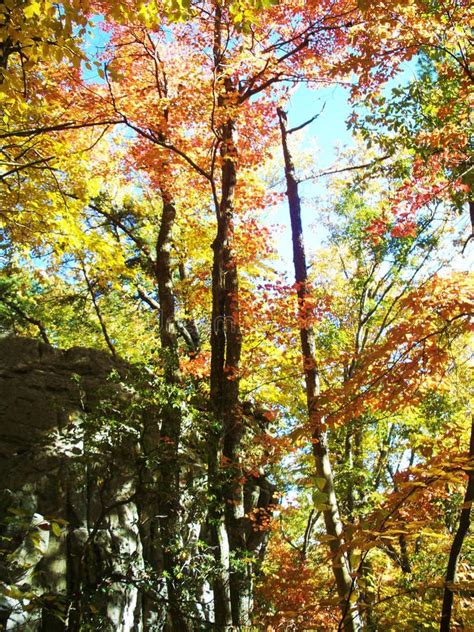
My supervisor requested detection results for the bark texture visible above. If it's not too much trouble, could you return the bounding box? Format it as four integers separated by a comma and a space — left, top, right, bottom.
207, 7, 250, 626
155, 187, 190, 631
440, 415, 474, 632
278, 107, 362, 632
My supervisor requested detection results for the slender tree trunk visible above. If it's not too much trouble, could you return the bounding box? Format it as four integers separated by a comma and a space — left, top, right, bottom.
154, 184, 190, 631
81, 265, 117, 358
88, 185, 187, 627
208, 127, 234, 625
358, 558, 377, 632
208, 6, 248, 626
208, 13, 234, 624
209, 109, 248, 630
277, 107, 362, 632
440, 415, 474, 632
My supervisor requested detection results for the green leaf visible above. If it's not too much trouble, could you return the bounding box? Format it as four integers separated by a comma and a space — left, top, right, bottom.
314, 477, 327, 492
51, 522, 62, 537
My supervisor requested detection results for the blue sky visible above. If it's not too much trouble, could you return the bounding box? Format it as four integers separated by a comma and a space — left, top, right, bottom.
79, 22, 470, 273
268, 61, 440, 273
270, 70, 472, 274
81, 16, 357, 272
289, 83, 353, 167
269, 83, 354, 271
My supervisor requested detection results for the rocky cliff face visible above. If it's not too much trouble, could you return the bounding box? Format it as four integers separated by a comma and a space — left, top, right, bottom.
0, 337, 276, 631
0, 337, 150, 632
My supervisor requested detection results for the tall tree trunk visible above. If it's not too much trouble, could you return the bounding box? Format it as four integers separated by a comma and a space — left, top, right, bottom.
88, 183, 188, 627
208, 6, 248, 626
154, 184, 190, 631
208, 129, 233, 626
277, 107, 362, 632
209, 101, 248, 631
440, 415, 474, 632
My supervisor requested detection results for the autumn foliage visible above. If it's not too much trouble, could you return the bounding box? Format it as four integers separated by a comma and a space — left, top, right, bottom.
0, 0, 472, 630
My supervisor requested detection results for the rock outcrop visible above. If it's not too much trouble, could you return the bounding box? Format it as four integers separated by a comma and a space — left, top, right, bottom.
0, 337, 147, 631
0, 337, 276, 631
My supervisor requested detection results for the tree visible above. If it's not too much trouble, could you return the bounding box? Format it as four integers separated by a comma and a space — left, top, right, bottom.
0, 0, 472, 629
440, 416, 474, 632
345, 0, 473, 239
278, 105, 362, 631
64, 2, 356, 625
255, 154, 473, 629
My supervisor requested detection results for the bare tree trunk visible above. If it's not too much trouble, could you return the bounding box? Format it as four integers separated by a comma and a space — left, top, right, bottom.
208, 118, 236, 625
277, 106, 361, 632
440, 415, 474, 632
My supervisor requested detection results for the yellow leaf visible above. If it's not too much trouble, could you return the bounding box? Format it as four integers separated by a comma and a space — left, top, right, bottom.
24, 1, 41, 19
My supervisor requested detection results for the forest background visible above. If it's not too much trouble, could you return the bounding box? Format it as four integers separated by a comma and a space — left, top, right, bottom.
0, 0, 473, 630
